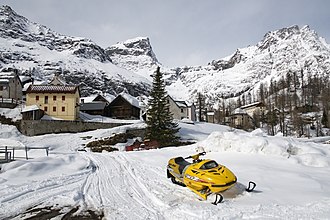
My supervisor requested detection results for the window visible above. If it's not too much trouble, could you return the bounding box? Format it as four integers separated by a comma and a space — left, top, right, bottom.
44, 106, 48, 112
36, 96, 39, 101
200, 161, 218, 170
62, 96, 65, 101
181, 108, 184, 113
53, 96, 57, 101
45, 96, 48, 104
53, 106, 56, 112
0, 86, 3, 91
62, 106, 65, 112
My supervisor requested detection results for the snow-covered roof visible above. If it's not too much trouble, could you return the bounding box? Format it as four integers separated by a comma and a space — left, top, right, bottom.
119, 92, 140, 108
0, 71, 17, 84
232, 108, 247, 115
207, 112, 215, 116
102, 94, 115, 103
241, 101, 264, 109
21, 105, 40, 112
175, 101, 188, 108
0, 72, 15, 78
81, 95, 98, 103
0, 79, 9, 83
81, 94, 115, 104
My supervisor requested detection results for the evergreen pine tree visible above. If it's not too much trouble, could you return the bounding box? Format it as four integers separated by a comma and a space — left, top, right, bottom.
146, 66, 180, 147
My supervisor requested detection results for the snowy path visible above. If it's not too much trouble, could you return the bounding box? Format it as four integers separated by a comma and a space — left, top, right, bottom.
81, 152, 167, 219
0, 156, 93, 219
1, 149, 330, 219
1, 122, 330, 219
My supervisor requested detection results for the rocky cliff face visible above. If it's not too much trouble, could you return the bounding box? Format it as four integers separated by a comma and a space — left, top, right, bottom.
163, 25, 330, 105
1, 5, 329, 105
106, 37, 160, 77
0, 5, 150, 97
0, 5, 111, 62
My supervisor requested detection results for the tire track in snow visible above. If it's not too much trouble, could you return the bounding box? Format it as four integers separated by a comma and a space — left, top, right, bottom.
82, 152, 167, 219
0, 169, 91, 219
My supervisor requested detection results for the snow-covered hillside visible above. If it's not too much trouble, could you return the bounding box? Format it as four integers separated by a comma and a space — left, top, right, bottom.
1, 5, 330, 103
1, 119, 330, 219
165, 25, 330, 104
0, 5, 151, 96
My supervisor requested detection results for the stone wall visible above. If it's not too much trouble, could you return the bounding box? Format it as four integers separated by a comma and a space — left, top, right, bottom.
19, 120, 132, 136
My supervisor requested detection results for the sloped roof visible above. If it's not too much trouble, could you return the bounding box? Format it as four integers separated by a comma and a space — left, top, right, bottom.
0, 70, 22, 86
80, 102, 106, 111
167, 95, 193, 108
119, 92, 140, 108
26, 85, 79, 94
81, 95, 98, 103
175, 100, 188, 108
241, 101, 265, 109
49, 74, 67, 85
232, 108, 247, 115
94, 94, 115, 103
21, 105, 40, 112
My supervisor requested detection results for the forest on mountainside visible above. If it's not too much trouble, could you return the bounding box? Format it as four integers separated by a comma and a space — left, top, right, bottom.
196, 71, 330, 137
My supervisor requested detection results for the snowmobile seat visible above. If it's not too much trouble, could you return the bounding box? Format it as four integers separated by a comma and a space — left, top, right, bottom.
174, 157, 191, 174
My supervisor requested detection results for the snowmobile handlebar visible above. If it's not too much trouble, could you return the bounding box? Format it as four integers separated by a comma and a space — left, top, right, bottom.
184, 152, 206, 160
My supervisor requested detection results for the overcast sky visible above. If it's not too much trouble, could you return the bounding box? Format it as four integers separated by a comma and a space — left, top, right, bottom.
2, 0, 330, 67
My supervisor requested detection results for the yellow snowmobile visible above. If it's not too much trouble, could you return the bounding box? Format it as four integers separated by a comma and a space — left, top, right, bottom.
167, 152, 256, 204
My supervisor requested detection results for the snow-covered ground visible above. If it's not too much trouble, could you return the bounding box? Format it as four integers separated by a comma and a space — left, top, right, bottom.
1, 120, 330, 219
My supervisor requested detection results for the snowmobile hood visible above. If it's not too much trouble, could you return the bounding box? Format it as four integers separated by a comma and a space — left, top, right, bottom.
187, 160, 237, 185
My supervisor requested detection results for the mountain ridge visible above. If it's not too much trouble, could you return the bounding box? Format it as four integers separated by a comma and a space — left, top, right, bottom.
1, 5, 329, 107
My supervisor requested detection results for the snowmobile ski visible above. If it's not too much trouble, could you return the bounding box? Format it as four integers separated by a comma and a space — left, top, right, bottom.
211, 194, 224, 205
245, 181, 256, 192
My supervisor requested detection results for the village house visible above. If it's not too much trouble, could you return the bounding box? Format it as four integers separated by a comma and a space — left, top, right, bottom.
240, 101, 266, 118
108, 93, 140, 119
80, 94, 115, 117
206, 111, 215, 123
167, 95, 196, 121
0, 68, 23, 108
230, 108, 254, 129
230, 102, 265, 130
24, 74, 80, 120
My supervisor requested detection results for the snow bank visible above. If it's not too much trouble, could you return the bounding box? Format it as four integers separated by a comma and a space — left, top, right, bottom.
0, 124, 22, 139
0, 154, 91, 182
0, 107, 22, 121
199, 129, 330, 167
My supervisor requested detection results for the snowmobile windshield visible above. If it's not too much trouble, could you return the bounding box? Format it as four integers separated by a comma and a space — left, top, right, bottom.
199, 160, 218, 170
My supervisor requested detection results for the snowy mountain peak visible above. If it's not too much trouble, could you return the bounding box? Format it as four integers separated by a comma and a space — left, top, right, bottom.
106, 37, 160, 75
164, 25, 330, 104
0, 6, 151, 97
0, 5, 111, 62
1, 6, 330, 106
257, 25, 325, 52
109, 37, 157, 59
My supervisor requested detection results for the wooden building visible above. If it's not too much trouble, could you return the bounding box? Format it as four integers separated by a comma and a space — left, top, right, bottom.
108, 93, 140, 119
80, 94, 115, 117
21, 105, 44, 120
